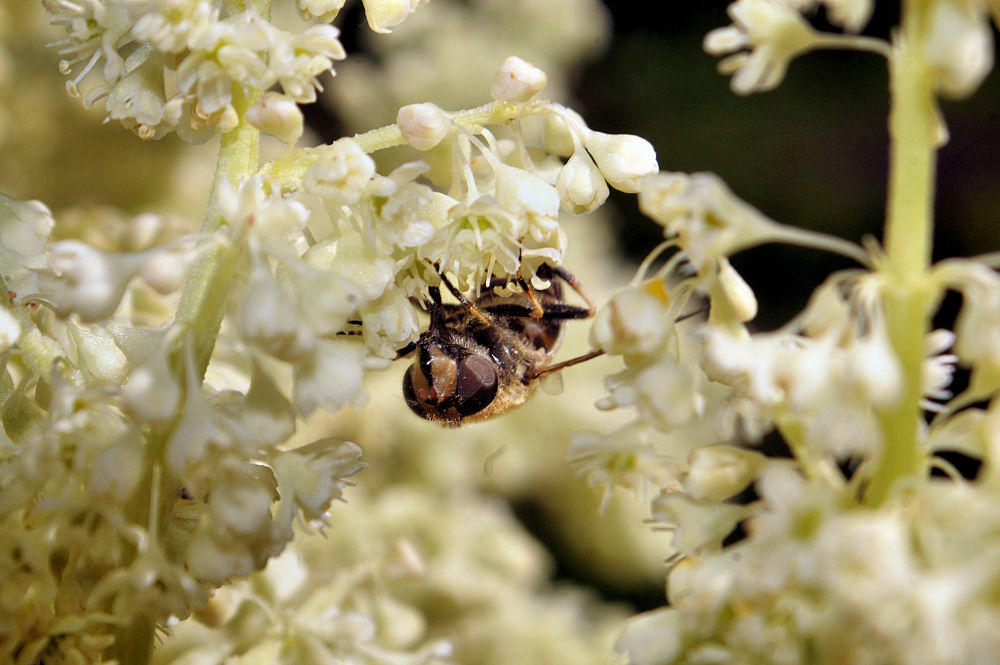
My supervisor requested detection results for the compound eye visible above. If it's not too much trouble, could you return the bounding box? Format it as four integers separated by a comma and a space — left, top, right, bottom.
455, 354, 498, 416
402, 364, 430, 417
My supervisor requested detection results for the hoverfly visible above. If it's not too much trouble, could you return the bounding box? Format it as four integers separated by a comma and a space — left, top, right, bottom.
401, 264, 601, 426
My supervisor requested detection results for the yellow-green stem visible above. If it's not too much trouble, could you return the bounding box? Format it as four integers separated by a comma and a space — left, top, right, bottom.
867, 0, 937, 505
112, 82, 261, 663
177, 84, 259, 376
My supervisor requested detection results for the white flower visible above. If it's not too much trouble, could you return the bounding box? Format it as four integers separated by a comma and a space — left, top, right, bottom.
0, 195, 52, 301
490, 161, 560, 239
591, 281, 681, 358
704, 0, 819, 94
44, 240, 143, 321
421, 197, 523, 289
639, 171, 784, 271
292, 340, 366, 417
46, 0, 131, 97
490, 56, 548, 102
362, 166, 437, 253
104, 55, 170, 140
269, 23, 346, 104
238, 259, 316, 361
174, 11, 270, 115
844, 320, 902, 409
131, 0, 218, 53
397, 102, 452, 151
86, 432, 144, 504
683, 445, 767, 502
305, 139, 377, 207
360, 286, 421, 358
651, 492, 747, 554
216, 176, 309, 241
274, 438, 364, 521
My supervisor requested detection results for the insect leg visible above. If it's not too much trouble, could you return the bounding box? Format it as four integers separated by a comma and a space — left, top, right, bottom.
533, 348, 606, 378
516, 272, 545, 319
549, 266, 596, 316
437, 272, 492, 324
483, 303, 592, 320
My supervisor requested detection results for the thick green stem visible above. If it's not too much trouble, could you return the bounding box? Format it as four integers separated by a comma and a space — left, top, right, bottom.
866, 0, 937, 505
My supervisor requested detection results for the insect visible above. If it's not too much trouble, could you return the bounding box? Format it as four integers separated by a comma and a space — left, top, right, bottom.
401, 264, 601, 426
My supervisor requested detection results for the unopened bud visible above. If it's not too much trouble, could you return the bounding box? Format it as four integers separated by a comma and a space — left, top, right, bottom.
583, 131, 658, 193
556, 150, 609, 214
717, 257, 757, 322
397, 102, 452, 151
490, 56, 547, 102
247, 92, 304, 144
70, 324, 129, 384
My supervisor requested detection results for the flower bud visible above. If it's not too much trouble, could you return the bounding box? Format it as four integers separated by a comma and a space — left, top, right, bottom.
69, 324, 129, 385
297, 0, 347, 20
490, 56, 547, 102
247, 91, 304, 144
683, 445, 764, 502
397, 102, 452, 151
122, 341, 180, 423
925, 0, 993, 99
139, 238, 201, 294
583, 131, 658, 193
556, 150, 610, 214
716, 257, 757, 322
362, 0, 427, 33
542, 113, 576, 157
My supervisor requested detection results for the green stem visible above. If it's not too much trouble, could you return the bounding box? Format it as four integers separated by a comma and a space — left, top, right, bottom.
866, 0, 937, 505
108, 613, 155, 665
111, 84, 261, 664
177, 83, 259, 377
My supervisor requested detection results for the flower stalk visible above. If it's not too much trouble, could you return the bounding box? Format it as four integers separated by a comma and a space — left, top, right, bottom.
867, 0, 938, 505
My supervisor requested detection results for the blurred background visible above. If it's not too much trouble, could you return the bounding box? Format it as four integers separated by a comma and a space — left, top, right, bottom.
3, 0, 999, 635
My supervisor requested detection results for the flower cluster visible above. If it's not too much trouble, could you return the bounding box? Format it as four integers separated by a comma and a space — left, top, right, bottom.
45, 0, 354, 141
257, 56, 656, 361
559, 3, 1000, 664
5, 0, 660, 652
